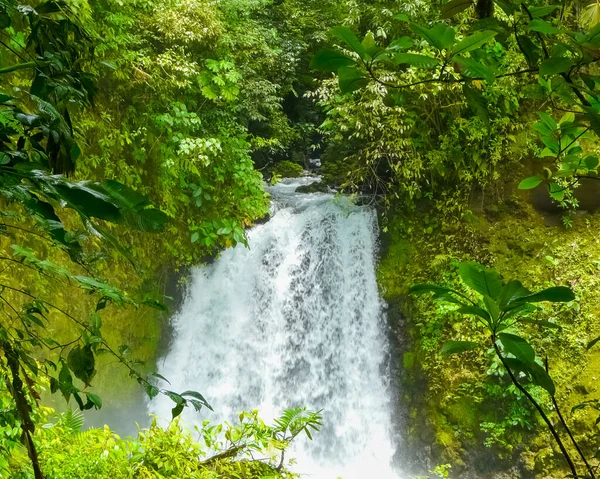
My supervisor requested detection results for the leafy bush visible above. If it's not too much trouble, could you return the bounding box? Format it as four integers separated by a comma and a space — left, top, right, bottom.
2, 407, 321, 479
273, 161, 304, 178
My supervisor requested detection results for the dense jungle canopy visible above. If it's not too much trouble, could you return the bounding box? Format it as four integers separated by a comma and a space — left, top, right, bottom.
4, 0, 600, 478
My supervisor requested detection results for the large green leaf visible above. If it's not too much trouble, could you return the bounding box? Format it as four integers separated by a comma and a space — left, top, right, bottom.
458, 261, 504, 300
394, 53, 438, 68
498, 333, 535, 364
463, 84, 490, 127
338, 66, 369, 93
410, 23, 456, 50
451, 30, 498, 56
409, 284, 467, 305
441, 340, 479, 356
515, 286, 575, 304
311, 48, 356, 71
456, 56, 496, 84
529, 19, 559, 35
539, 57, 574, 76
503, 357, 555, 395
67, 345, 95, 387
497, 280, 531, 309
441, 0, 474, 18
456, 305, 492, 324
331, 27, 366, 57
529, 5, 560, 18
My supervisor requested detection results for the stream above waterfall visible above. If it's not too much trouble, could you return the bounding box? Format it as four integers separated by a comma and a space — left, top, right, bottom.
149, 177, 402, 479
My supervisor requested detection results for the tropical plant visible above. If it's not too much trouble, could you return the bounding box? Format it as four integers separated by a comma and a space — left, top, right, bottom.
312, 0, 600, 210
410, 261, 598, 478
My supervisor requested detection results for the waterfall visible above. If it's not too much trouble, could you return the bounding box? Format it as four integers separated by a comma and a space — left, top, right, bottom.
150, 177, 401, 479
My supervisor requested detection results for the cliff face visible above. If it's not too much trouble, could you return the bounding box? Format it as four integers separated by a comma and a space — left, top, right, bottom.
377, 190, 600, 478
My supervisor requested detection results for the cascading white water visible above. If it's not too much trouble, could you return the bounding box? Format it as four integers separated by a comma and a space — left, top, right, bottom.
150, 177, 401, 479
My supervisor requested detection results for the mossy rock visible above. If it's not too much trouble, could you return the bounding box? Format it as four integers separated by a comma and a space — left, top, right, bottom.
273, 160, 303, 178
296, 181, 329, 193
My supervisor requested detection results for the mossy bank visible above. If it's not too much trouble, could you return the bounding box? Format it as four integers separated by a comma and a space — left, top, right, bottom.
378, 189, 600, 478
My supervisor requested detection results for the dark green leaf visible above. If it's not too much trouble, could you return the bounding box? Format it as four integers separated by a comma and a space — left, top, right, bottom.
516, 286, 575, 304
517, 36, 541, 66
463, 84, 490, 127
529, 19, 559, 35
499, 333, 535, 364
451, 30, 497, 56
441, 340, 479, 355
498, 280, 531, 309
411, 23, 456, 50
338, 66, 369, 93
456, 305, 491, 324
503, 357, 555, 395
393, 53, 438, 68
458, 262, 504, 300
311, 48, 356, 72
172, 402, 185, 419
539, 57, 574, 76
85, 392, 102, 410
441, 0, 474, 18
587, 335, 600, 350
331, 27, 366, 57
388, 36, 413, 50
529, 5, 560, 18
456, 57, 496, 84
518, 318, 561, 329
494, 0, 515, 15
67, 345, 95, 386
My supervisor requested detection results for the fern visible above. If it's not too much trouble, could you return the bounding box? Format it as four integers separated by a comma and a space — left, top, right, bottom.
60, 408, 85, 434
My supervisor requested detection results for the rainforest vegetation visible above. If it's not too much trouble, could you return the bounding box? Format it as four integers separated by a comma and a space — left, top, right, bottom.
3, 0, 600, 477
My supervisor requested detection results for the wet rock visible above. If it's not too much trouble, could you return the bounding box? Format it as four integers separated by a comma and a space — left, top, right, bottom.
295, 182, 329, 194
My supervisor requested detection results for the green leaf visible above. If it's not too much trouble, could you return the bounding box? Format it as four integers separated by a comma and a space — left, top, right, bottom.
67, 345, 95, 386
331, 27, 366, 57
338, 66, 369, 94
503, 357, 555, 395
172, 402, 185, 419
498, 280, 531, 309
451, 30, 498, 56
458, 262, 504, 300
529, 5, 560, 18
393, 53, 438, 68
456, 57, 496, 84
388, 36, 413, 50
456, 305, 492, 325
587, 336, 600, 350
529, 19, 559, 35
518, 176, 544, 190
494, 0, 515, 15
515, 286, 575, 304
463, 84, 490, 127
499, 333, 535, 364
441, 340, 479, 356
410, 23, 456, 50
519, 318, 561, 329
483, 295, 500, 323
85, 392, 102, 410
539, 57, 574, 76
517, 35, 541, 66
409, 284, 467, 304
441, 0, 474, 18
585, 155, 599, 170
311, 48, 356, 72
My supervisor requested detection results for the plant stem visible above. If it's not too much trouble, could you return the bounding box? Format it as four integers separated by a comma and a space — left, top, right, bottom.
1, 341, 44, 479
492, 338, 579, 478
545, 359, 595, 479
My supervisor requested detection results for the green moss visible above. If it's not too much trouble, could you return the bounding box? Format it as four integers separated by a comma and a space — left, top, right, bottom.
378, 194, 600, 475
272, 160, 303, 178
